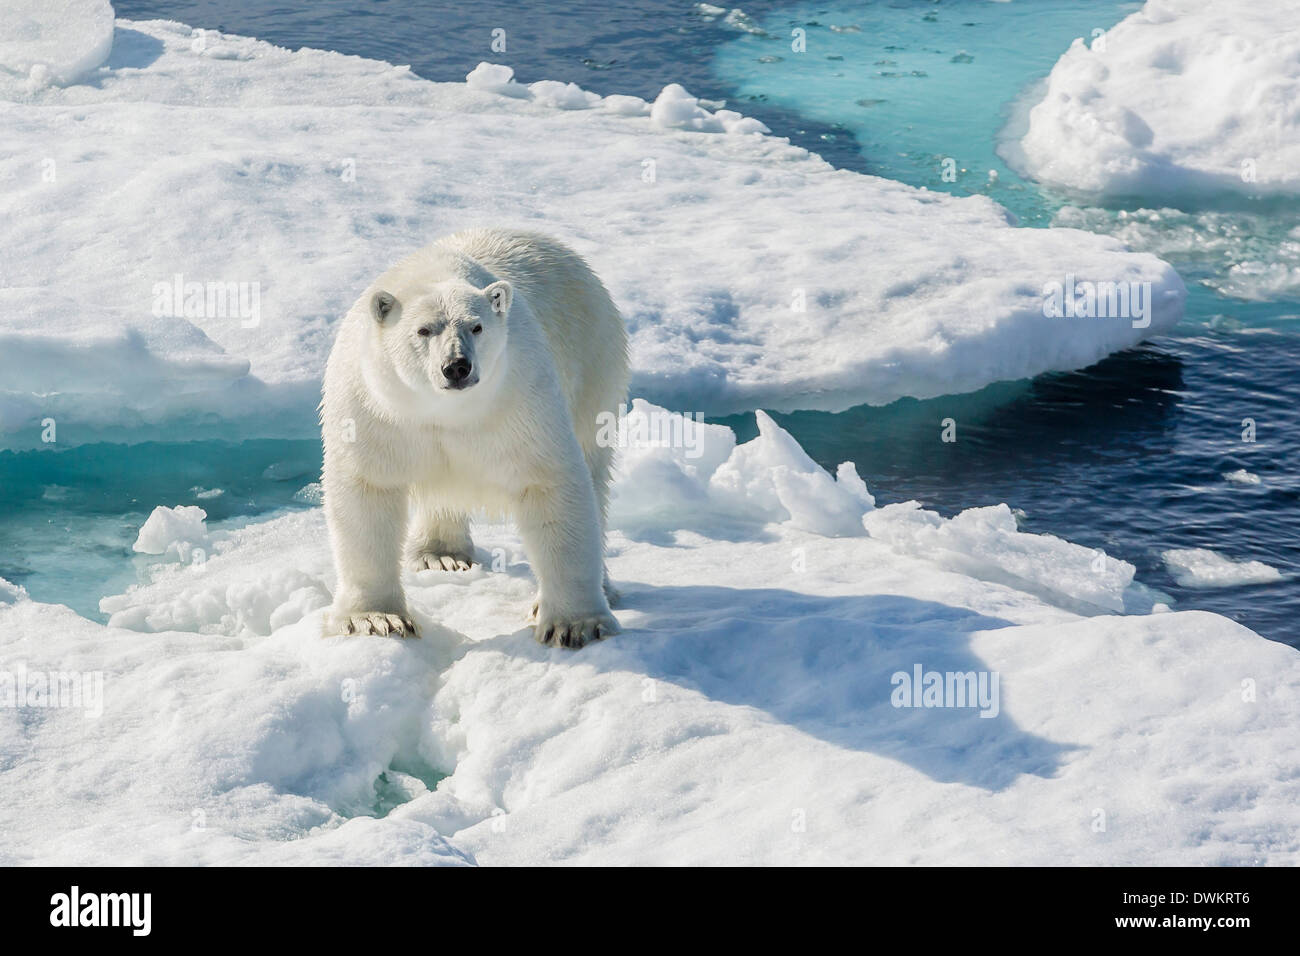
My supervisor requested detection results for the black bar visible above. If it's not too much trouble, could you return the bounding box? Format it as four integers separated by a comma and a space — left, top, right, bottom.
1, 866, 1289, 941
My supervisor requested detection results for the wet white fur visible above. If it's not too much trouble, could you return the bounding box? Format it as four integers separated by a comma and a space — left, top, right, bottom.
320, 229, 629, 646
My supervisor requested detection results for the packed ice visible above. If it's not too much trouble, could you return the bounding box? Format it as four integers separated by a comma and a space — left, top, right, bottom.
1162, 548, 1283, 590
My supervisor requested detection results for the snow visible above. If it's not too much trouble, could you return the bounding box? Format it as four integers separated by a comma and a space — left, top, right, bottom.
1014, 0, 1300, 198
527, 79, 601, 111
649, 82, 770, 134
132, 504, 210, 558
0, 0, 114, 91
0, 16, 1185, 444
864, 502, 1146, 615
0, 594, 471, 865
2, 403, 1298, 865
0, 580, 26, 606
608, 403, 873, 537
1162, 548, 1283, 590
105, 510, 332, 635
1224, 469, 1261, 486
466, 64, 604, 111
464, 62, 530, 99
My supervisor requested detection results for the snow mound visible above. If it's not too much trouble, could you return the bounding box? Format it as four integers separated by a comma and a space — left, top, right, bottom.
0, 597, 472, 866
649, 82, 769, 134
611, 401, 872, 537
0, 0, 114, 91
132, 504, 210, 560
106, 509, 333, 635
1, 19, 1183, 444
465, 63, 766, 131
1162, 548, 1283, 589
865, 502, 1140, 614
1015, 0, 1300, 198
0, 578, 28, 605
709, 410, 873, 535
464, 62, 532, 99
527, 79, 601, 111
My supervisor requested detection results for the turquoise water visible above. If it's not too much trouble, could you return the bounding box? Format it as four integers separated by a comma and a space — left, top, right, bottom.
713, 0, 1142, 225
0, 440, 322, 619
712, 0, 1300, 318
6, 0, 1297, 645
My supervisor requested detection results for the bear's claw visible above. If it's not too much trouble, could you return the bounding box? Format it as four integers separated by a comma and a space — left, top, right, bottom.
342, 613, 418, 638
410, 551, 475, 572
534, 611, 619, 650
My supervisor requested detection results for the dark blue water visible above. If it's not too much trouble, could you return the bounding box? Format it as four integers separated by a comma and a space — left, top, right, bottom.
14, 0, 1297, 646
113, 0, 863, 165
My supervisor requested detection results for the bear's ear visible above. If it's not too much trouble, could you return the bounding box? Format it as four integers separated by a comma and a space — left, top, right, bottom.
484, 280, 513, 317
370, 290, 398, 324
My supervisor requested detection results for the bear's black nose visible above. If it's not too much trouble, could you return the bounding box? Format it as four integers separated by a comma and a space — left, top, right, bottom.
443, 358, 473, 385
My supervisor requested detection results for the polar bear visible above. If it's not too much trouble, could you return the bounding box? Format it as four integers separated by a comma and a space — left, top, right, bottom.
320, 229, 628, 648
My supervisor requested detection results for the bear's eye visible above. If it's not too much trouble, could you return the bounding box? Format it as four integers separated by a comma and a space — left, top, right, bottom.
417, 327, 432, 337
471, 324, 483, 335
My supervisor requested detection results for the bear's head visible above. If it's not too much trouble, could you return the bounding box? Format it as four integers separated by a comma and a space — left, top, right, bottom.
367, 278, 512, 402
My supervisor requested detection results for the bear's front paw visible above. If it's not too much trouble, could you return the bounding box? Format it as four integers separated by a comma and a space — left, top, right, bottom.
335, 611, 418, 638
409, 550, 475, 573
534, 607, 620, 649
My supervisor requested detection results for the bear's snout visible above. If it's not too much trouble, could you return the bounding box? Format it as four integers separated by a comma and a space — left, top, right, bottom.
442, 357, 474, 387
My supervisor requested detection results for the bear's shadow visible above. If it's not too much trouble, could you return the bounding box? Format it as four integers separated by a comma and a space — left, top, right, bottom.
494, 583, 1078, 792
